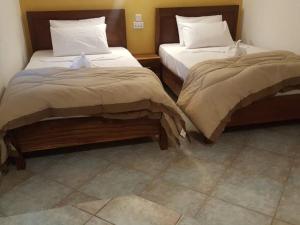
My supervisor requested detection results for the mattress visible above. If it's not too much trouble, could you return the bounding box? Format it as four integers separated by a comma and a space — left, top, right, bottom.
159, 43, 300, 96
159, 43, 267, 81
26, 47, 141, 70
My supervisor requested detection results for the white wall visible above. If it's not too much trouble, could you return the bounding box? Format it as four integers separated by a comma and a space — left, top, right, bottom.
0, 0, 27, 87
242, 0, 300, 54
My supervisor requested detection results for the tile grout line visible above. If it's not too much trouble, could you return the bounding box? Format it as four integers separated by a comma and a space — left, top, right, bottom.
140, 141, 250, 221
137, 151, 183, 195
244, 138, 298, 159
81, 213, 95, 225
93, 198, 117, 224
194, 142, 293, 220
52, 161, 123, 208
138, 142, 260, 220
232, 145, 295, 184
193, 142, 247, 218
210, 195, 275, 219
94, 198, 113, 215
75, 198, 114, 224
3, 132, 298, 221
174, 214, 184, 225
270, 153, 297, 225
103, 147, 181, 178
7, 164, 108, 210
195, 139, 295, 221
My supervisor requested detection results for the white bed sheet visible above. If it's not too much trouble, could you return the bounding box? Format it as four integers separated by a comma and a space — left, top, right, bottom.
159, 43, 300, 96
159, 43, 267, 81
26, 47, 141, 70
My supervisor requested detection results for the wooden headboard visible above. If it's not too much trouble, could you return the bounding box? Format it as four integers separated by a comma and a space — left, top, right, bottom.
27, 9, 127, 52
155, 5, 239, 52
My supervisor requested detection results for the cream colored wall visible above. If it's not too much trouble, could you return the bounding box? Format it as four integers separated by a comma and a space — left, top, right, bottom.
0, 76, 4, 99
0, 0, 27, 85
242, 0, 300, 54
20, 0, 241, 55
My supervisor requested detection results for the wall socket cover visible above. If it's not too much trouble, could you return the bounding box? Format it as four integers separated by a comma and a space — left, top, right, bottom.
133, 21, 144, 29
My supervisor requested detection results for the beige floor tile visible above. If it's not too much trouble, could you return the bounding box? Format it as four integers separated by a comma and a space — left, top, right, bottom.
245, 129, 298, 157
16, 175, 72, 204
295, 157, 300, 167
86, 217, 113, 225
0, 190, 49, 216
196, 198, 272, 225
213, 170, 283, 216
288, 162, 300, 188
0, 206, 91, 225
76, 199, 110, 215
56, 191, 98, 208
104, 142, 178, 176
0, 167, 32, 196
217, 129, 250, 146
276, 185, 300, 225
232, 147, 292, 182
26, 154, 66, 174
81, 144, 134, 160
177, 216, 200, 225
97, 195, 180, 225
140, 179, 207, 217
80, 164, 152, 199
0, 175, 72, 216
162, 157, 226, 194
181, 140, 242, 166
42, 154, 109, 188
269, 124, 300, 138
272, 220, 293, 225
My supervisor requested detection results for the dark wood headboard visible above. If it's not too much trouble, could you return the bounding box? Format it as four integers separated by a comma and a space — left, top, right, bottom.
27, 9, 127, 52
155, 5, 239, 52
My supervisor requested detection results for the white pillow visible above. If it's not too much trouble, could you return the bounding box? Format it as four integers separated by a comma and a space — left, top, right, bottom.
50, 24, 110, 57
182, 21, 234, 49
176, 15, 222, 46
50, 17, 105, 28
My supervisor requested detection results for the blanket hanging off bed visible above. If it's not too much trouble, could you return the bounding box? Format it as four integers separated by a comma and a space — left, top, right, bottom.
177, 51, 300, 142
0, 67, 185, 167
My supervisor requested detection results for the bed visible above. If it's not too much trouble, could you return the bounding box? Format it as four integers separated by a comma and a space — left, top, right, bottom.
1, 9, 184, 170
156, 5, 300, 135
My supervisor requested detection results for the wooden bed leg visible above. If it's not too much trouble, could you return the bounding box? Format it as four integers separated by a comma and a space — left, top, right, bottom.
15, 156, 26, 170
4, 134, 26, 170
159, 126, 168, 150
13, 144, 26, 170
203, 138, 213, 145
0, 161, 9, 175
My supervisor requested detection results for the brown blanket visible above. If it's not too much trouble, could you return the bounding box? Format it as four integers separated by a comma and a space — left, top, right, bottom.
177, 51, 300, 141
0, 67, 185, 165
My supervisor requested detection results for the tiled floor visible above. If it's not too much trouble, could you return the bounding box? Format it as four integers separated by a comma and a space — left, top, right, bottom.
0, 123, 299, 225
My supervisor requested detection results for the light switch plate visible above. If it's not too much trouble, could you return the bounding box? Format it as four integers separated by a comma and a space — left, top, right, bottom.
135, 14, 143, 22
133, 21, 144, 29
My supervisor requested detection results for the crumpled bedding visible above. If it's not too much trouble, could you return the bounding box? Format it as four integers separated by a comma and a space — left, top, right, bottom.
177, 51, 300, 141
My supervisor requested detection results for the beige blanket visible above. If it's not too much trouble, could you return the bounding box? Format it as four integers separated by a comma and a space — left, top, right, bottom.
0, 67, 185, 166
177, 51, 300, 141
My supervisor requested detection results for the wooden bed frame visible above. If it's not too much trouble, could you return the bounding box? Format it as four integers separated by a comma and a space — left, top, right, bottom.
156, 5, 300, 129
5, 9, 168, 170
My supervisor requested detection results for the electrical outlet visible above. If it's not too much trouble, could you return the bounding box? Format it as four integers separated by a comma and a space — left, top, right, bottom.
133, 21, 144, 29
